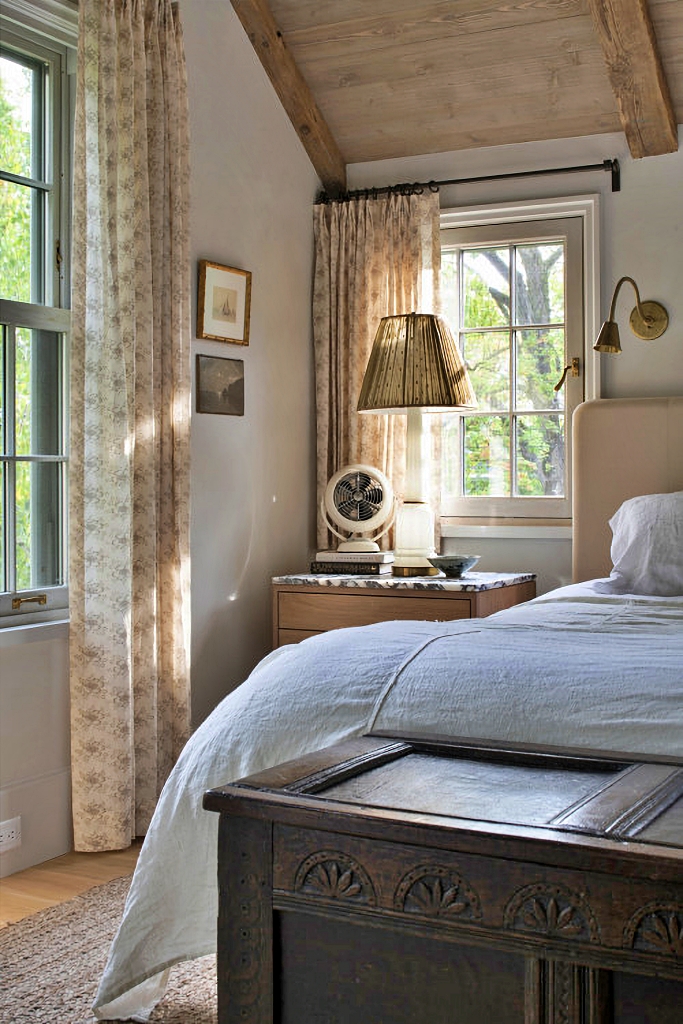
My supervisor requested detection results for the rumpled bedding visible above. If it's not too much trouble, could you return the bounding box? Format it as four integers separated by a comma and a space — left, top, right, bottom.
93, 582, 683, 1020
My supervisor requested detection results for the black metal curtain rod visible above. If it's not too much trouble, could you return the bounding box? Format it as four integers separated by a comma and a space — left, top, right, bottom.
316, 158, 620, 204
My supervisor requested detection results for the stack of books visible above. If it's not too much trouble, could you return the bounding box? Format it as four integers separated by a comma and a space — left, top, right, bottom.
310, 550, 394, 575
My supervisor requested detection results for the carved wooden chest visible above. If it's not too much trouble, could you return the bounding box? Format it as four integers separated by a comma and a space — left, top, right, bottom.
203, 733, 683, 1024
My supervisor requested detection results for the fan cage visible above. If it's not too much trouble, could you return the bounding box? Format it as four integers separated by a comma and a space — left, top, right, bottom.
333, 471, 385, 523
323, 464, 394, 544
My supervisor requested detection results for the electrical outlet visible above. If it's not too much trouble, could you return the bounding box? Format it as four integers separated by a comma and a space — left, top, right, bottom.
0, 816, 22, 853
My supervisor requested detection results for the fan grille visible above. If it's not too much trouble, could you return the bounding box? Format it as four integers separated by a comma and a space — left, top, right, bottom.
333, 470, 384, 524
323, 463, 394, 544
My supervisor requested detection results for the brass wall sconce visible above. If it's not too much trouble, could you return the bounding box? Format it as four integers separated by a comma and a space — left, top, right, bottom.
594, 276, 669, 354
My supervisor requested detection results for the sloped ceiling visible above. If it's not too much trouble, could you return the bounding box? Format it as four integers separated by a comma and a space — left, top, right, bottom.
230, 0, 681, 194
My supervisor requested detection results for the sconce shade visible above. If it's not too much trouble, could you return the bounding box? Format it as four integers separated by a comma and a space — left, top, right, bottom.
357, 312, 477, 413
594, 320, 622, 354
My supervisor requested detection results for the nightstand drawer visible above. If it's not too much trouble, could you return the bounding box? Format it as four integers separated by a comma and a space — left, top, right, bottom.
272, 574, 536, 649
277, 590, 471, 633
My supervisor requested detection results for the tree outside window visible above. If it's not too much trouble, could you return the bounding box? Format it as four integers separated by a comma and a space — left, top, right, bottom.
440, 215, 585, 520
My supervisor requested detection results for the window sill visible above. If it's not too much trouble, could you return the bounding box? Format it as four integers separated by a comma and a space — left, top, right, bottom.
0, 618, 69, 647
441, 520, 573, 541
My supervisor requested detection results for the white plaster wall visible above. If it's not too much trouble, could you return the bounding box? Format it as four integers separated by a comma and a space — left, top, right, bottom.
348, 130, 683, 591
0, 623, 72, 877
439, 525, 572, 596
183, 2, 320, 726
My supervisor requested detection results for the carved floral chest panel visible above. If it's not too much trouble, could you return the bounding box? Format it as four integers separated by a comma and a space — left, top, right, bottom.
204, 734, 683, 1024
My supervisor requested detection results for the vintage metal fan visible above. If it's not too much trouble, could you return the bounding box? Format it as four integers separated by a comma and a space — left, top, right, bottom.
322, 464, 394, 552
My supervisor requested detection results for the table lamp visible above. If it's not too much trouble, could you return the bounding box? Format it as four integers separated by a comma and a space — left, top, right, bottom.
357, 312, 477, 576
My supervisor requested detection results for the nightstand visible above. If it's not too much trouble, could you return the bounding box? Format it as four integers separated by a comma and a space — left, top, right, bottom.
271, 571, 536, 648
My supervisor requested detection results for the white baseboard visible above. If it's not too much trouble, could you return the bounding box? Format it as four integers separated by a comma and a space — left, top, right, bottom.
0, 768, 72, 877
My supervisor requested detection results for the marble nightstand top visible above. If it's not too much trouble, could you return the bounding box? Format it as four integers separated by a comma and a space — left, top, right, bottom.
272, 571, 536, 592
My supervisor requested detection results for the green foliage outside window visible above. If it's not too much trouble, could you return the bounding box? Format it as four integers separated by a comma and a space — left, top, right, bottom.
442, 242, 567, 499
0, 57, 32, 302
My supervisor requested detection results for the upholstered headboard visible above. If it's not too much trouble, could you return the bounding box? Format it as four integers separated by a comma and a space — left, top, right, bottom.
572, 397, 683, 583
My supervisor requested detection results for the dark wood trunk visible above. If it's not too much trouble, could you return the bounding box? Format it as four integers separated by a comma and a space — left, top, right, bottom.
205, 735, 683, 1024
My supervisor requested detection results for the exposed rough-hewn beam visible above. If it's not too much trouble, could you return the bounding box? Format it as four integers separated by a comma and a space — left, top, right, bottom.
230, 0, 347, 194
586, 0, 677, 157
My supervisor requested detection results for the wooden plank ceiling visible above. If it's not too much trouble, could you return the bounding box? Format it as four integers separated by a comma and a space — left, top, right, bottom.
231, 0, 681, 194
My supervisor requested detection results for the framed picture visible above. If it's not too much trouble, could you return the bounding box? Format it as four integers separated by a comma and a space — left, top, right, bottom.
196, 355, 244, 416
197, 260, 251, 344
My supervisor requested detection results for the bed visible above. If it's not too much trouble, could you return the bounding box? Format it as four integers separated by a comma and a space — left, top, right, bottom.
93, 396, 683, 1022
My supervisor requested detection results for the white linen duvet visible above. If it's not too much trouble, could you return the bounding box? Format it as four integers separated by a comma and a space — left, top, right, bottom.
93, 583, 683, 1020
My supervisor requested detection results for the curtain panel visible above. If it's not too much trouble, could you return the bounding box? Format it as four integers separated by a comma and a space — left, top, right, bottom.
69, 0, 191, 851
312, 191, 441, 550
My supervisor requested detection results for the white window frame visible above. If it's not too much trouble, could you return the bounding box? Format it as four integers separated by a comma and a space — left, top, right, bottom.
439, 195, 600, 524
0, 0, 75, 626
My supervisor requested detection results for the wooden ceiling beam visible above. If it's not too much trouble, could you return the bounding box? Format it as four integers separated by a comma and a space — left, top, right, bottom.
586, 0, 677, 158
230, 0, 347, 194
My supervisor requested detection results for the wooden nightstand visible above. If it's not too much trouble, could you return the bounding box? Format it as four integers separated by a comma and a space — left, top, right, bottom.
271, 571, 536, 648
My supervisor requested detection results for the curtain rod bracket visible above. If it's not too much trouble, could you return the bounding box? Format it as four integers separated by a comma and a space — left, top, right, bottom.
604, 158, 621, 192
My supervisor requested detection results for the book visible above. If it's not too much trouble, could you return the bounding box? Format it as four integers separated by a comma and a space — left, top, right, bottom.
310, 560, 393, 575
315, 549, 394, 564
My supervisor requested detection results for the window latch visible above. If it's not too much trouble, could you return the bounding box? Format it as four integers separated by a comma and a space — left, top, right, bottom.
553, 357, 580, 392
11, 594, 47, 610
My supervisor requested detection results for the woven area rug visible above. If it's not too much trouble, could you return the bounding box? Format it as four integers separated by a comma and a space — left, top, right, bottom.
0, 874, 216, 1023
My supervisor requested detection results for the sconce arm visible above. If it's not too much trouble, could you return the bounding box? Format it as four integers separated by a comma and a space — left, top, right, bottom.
610, 276, 648, 324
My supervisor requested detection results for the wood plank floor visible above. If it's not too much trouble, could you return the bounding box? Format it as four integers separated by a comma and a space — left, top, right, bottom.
0, 843, 141, 928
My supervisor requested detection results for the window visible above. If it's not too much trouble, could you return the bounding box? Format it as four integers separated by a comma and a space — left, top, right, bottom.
440, 199, 599, 521
1, 8, 74, 624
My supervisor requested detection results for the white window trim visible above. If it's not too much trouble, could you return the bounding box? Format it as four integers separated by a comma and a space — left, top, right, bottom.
441, 522, 573, 541
0, 0, 78, 50
0, 0, 75, 629
439, 194, 601, 527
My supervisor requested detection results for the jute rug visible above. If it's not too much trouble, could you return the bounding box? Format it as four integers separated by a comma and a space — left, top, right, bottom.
0, 874, 216, 1023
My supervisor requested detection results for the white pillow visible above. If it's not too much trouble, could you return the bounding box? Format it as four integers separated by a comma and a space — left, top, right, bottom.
607, 490, 683, 596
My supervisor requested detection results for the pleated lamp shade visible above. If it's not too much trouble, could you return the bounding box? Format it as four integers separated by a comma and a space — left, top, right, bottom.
357, 312, 477, 413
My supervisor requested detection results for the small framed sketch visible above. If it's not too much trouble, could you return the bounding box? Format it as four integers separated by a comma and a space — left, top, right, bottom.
196, 355, 244, 415
197, 260, 251, 344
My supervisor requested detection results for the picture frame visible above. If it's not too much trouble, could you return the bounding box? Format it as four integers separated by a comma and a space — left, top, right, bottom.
197, 260, 251, 344
196, 354, 245, 416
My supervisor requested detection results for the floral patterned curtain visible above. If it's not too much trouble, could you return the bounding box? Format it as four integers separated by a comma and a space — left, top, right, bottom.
312, 191, 441, 550
69, 0, 191, 851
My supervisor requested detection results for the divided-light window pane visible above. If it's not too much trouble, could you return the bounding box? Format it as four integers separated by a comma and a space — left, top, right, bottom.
516, 328, 565, 410
15, 327, 63, 455
514, 243, 564, 325
460, 238, 568, 499
0, 179, 33, 302
463, 248, 510, 328
1, 52, 45, 304
516, 414, 564, 497
440, 215, 584, 518
0, 314, 68, 606
0, 53, 35, 177
463, 416, 510, 496
462, 331, 509, 411
15, 458, 63, 589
